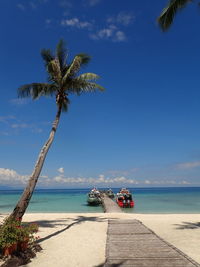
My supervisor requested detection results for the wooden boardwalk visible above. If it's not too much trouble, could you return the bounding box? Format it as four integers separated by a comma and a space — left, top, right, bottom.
104, 219, 200, 267
101, 194, 122, 213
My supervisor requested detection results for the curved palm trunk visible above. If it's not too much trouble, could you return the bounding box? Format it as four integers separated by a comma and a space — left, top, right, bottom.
10, 105, 62, 220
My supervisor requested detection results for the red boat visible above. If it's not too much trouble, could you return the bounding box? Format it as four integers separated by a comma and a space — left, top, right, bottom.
116, 188, 134, 208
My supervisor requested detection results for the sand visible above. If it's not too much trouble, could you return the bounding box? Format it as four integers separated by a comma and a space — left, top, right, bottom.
1, 213, 200, 266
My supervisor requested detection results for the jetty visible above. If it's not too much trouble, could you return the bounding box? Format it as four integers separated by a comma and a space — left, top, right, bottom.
100, 192, 200, 266
104, 219, 200, 267
101, 193, 122, 213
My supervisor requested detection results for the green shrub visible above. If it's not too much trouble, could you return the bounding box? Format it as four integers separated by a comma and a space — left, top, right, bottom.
0, 217, 39, 250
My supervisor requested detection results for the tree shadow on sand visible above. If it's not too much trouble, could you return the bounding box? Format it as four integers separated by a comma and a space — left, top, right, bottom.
29, 219, 69, 228
174, 221, 200, 229
30, 216, 112, 244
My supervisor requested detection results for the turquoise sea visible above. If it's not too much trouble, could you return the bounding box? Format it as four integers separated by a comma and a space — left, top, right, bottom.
0, 187, 200, 214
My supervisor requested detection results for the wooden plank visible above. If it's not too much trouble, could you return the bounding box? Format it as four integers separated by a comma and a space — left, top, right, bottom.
108, 224, 152, 234
104, 219, 200, 267
108, 236, 172, 248
108, 234, 161, 242
110, 219, 139, 224
109, 247, 179, 258
101, 194, 122, 213
106, 258, 196, 267
108, 241, 174, 250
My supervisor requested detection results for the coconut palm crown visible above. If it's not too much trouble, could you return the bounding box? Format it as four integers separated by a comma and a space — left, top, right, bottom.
157, 0, 192, 31
19, 39, 104, 110
10, 40, 104, 221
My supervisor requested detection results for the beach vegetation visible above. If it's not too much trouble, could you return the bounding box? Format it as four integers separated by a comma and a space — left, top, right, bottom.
0, 217, 38, 256
9, 39, 104, 221
158, 0, 193, 31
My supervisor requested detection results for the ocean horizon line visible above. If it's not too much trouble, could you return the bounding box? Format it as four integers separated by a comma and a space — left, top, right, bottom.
1, 185, 200, 191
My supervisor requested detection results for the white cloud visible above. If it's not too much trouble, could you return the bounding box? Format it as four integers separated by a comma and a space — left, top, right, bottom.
0, 168, 28, 186
10, 122, 43, 133
93, 25, 115, 39
0, 115, 15, 123
40, 175, 49, 178
107, 12, 134, 26
0, 167, 195, 188
175, 161, 200, 170
14, 170, 134, 187
115, 31, 126, 41
17, 0, 48, 11
0, 116, 15, 136
90, 25, 126, 42
141, 179, 192, 185
11, 123, 30, 129
59, 12, 129, 42
0, 115, 43, 134
0, 168, 52, 187
61, 18, 92, 29
10, 98, 29, 105
33, 128, 43, 133
58, 167, 64, 174
90, 12, 133, 42
51, 174, 139, 185
181, 180, 191, 185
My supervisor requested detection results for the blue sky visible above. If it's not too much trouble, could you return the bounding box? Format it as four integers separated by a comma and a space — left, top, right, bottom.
1, 0, 200, 188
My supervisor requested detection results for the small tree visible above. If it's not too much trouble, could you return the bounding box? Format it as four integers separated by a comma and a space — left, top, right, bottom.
10, 40, 104, 220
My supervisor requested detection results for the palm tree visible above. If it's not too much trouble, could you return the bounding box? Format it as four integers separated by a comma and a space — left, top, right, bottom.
158, 0, 193, 31
10, 40, 104, 220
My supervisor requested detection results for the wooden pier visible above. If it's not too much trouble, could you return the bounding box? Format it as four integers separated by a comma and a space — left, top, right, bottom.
104, 219, 200, 267
101, 193, 122, 213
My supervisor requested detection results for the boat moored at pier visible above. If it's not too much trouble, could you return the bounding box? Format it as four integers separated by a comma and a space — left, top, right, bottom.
87, 188, 102, 206
106, 189, 115, 199
116, 188, 134, 208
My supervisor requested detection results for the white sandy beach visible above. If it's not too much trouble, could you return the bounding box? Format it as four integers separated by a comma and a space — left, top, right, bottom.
1, 213, 200, 267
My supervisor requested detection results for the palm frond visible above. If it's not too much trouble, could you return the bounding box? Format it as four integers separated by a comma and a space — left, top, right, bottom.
47, 59, 62, 84
56, 39, 67, 71
62, 56, 81, 84
86, 82, 105, 92
67, 78, 105, 95
18, 40, 104, 113
76, 53, 91, 66
41, 49, 54, 67
77, 73, 100, 81
158, 0, 192, 31
18, 83, 57, 99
